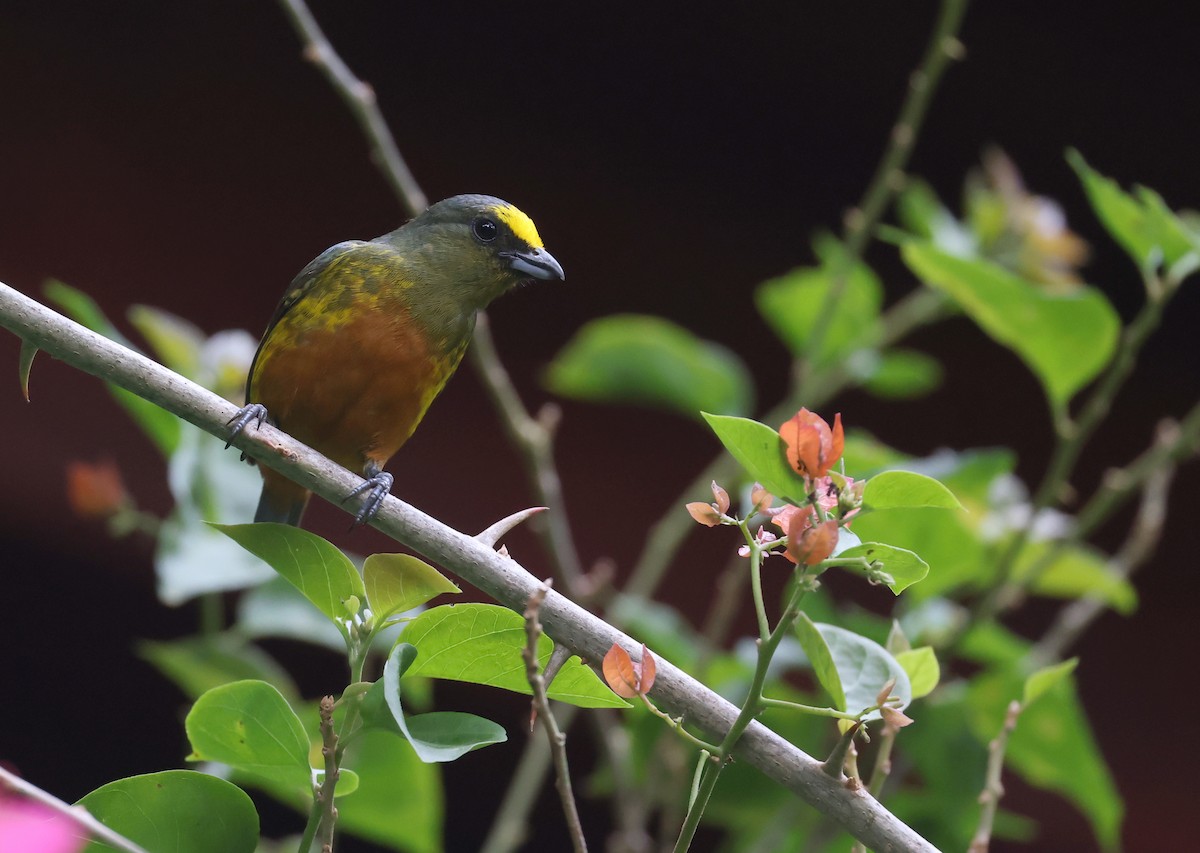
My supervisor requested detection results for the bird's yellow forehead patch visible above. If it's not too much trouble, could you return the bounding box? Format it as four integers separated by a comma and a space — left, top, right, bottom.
491, 204, 544, 249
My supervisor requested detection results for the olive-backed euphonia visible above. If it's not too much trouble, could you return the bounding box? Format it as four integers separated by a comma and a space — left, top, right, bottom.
228, 194, 564, 526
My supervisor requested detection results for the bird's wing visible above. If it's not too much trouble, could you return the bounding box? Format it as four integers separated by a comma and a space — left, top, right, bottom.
245, 240, 373, 401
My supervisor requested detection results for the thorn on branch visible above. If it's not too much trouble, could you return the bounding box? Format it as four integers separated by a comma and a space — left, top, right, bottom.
476, 506, 548, 547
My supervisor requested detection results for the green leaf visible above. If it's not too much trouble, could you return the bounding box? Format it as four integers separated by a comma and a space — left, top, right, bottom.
902, 242, 1120, 408
969, 669, 1122, 850
700, 413, 809, 502
138, 634, 299, 701
337, 730, 442, 853
212, 522, 366, 626
364, 553, 460, 622
834, 542, 929, 594
798, 620, 912, 718
1024, 657, 1078, 707
128, 304, 205, 379
1015, 542, 1137, 614
1068, 149, 1199, 271
401, 604, 629, 708
44, 279, 181, 453
793, 613, 845, 710
895, 647, 940, 699
862, 348, 943, 399
78, 770, 258, 853
361, 643, 507, 763
755, 243, 883, 364
185, 680, 312, 795
862, 470, 963, 511
544, 314, 753, 418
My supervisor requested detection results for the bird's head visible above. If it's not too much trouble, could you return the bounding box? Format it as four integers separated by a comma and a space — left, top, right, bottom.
393, 194, 564, 309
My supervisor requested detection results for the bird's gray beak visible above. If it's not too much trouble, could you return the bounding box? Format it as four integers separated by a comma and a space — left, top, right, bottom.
503, 247, 565, 281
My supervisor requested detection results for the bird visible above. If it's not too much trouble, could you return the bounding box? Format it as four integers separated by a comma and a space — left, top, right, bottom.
227, 194, 564, 527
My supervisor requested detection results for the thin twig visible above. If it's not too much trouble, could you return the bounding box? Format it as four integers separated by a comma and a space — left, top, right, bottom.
0, 765, 151, 853
275, 0, 426, 217
270, 8, 614, 838
471, 313, 587, 591
797, 0, 969, 391
975, 273, 1182, 623
0, 282, 938, 852
969, 700, 1021, 853
479, 703, 578, 853
1030, 439, 1178, 666
970, 399, 1200, 628
316, 695, 341, 852
523, 580, 588, 853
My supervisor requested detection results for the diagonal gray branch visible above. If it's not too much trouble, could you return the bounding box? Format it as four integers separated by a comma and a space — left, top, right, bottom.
0, 281, 938, 853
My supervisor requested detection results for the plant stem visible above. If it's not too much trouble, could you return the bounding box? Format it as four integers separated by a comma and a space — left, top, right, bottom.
795, 0, 969, 390
523, 582, 589, 853
274, 0, 426, 217
758, 697, 863, 721
1029, 440, 1178, 666
672, 578, 813, 851
976, 276, 1178, 622
315, 695, 341, 852
969, 700, 1022, 853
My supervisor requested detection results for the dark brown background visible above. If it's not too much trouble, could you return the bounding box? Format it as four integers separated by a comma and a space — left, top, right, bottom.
2, 2, 1197, 850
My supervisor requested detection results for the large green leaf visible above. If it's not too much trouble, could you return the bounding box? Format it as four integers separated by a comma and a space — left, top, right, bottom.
213, 522, 365, 626
363, 553, 460, 622
1068, 149, 1199, 272
1024, 658, 1078, 707
968, 669, 1122, 850
360, 643, 507, 763
78, 771, 258, 853
862, 470, 962, 511
755, 241, 883, 364
185, 680, 312, 796
544, 314, 753, 418
793, 613, 845, 710
895, 647, 940, 699
400, 604, 628, 708
1015, 542, 1137, 614
700, 413, 810, 502
862, 348, 944, 399
903, 243, 1120, 408
794, 616, 911, 719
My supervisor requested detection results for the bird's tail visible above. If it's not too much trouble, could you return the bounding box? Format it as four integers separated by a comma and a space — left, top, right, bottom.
255, 468, 311, 527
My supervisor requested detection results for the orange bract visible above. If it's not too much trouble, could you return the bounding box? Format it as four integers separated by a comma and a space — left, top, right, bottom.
602, 643, 657, 698
66, 459, 127, 519
787, 519, 840, 566
779, 409, 844, 479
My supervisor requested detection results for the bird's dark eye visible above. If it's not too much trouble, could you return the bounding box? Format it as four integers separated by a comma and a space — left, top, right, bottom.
472, 217, 499, 243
